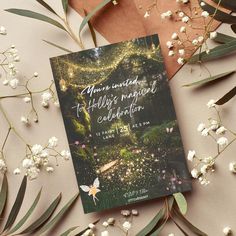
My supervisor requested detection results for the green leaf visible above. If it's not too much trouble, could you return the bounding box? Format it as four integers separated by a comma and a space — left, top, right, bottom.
149, 221, 166, 236
43, 39, 72, 53
7, 188, 42, 234
60, 226, 79, 236
211, 0, 236, 12
199, 1, 236, 24
20, 193, 62, 234
174, 207, 207, 236
35, 0, 57, 15
0, 175, 8, 218
189, 40, 236, 63
213, 32, 236, 44
3, 176, 27, 232
216, 86, 236, 105
231, 24, 236, 34
36, 192, 79, 235
83, 9, 98, 47
79, 0, 112, 35
5, 9, 66, 31
183, 70, 235, 87
173, 193, 187, 215
62, 0, 68, 14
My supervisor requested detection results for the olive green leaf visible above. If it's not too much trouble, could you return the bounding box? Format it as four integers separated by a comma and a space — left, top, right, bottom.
62, 0, 68, 14
79, 0, 112, 35
213, 32, 236, 44
5, 9, 66, 31
173, 192, 187, 215
172, 218, 189, 236
36, 192, 79, 235
199, 1, 236, 24
189, 40, 236, 63
83, 9, 98, 47
20, 193, 62, 234
7, 188, 42, 234
211, 0, 236, 12
35, 0, 58, 15
3, 176, 27, 232
43, 39, 73, 53
0, 174, 8, 218
216, 86, 236, 105
173, 207, 207, 236
60, 226, 79, 236
183, 70, 235, 87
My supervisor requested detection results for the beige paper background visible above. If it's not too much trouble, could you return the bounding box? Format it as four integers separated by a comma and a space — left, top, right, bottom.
0, 0, 236, 235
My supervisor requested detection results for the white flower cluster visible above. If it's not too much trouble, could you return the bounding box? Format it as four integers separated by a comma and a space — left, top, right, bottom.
0, 158, 7, 174
14, 137, 70, 180
188, 99, 236, 185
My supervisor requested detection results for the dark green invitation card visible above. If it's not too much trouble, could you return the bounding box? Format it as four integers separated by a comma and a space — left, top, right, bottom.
50, 34, 191, 213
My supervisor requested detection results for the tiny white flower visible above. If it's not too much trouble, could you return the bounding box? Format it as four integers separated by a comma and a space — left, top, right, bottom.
123, 221, 131, 231
201, 11, 209, 18
171, 32, 178, 40
46, 166, 54, 173
20, 116, 29, 125
0, 26, 7, 35
101, 231, 109, 236
60, 150, 71, 160
187, 150, 195, 162
216, 126, 227, 135
199, 178, 210, 186
217, 137, 228, 147
169, 234, 175, 236
168, 50, 175, 57
33, 72, 39, 77
207, 99, 216, 108
41, 150, 49, 158
197, 123, 205, 132
229, 162, 236, 173
0, 159, 7, 173
198, 36, 204, 43
200, 1, 206, 6
178, 12, 184, 18
191, 168, 200, 178
144, 11, 150, 18
54, 100, 60, 107
88, 223, 95, 229
27, 166, 40, 180
209, 119, 219, 131
22, 158, 34, 169
200, 164, 208, 174
182, 16, 189, 23
13, 56, 20, 62
121, 209, 131, 216
166, 10, 173, 17
9, 78, 19, 89
180, 26, 186, 33
132, 209, 139, 215
102, 221, 109, 227
177, 57, 185, 65
107, 217, 115, 225
201, 128, 209, 136
192, 39, 198, 46
182, 0, 189, 3
13, 168, 21, 175
31, 144, 43, 155
41, 92, 52, 102
41, 101, 49, 108
48, 136, 58, 148
223, 226, 232, 235
23, 96, 31, 103
210, 31, 217, 39
166, 41, 174, 49
178, 49, 185, 56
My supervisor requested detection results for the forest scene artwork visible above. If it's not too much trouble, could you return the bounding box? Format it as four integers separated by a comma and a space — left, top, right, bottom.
50, 34, 191, 213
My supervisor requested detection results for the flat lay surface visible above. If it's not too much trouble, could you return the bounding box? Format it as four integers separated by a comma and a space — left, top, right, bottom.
0, 0, 236, 235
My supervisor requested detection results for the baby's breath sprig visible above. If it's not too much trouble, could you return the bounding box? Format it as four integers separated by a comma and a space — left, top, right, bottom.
188, 99, 236, 185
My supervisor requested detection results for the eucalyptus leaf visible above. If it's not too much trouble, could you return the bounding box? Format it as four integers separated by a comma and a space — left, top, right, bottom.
183, 70, 235, 87
173, 193, 187, 215
149, 221, 167, 236
7, 188, 42, 234
5, 9, 66, 31
36, 192, 79, 235
60, 226, 78, 236
20, 193, 62, 234
213, 32, 236, 44
189, 40, 236, 63
172, 218, 189, 236
43, 39, 72, 53
35, 0, 57, 15
0, 175, 8, 218
216, 86, 236, 105
199, 1, 236, 24
79, 0, 112, 35
211, 0, 236, 12
83, 9, 98, 47
174, 207, 207, 236
3, 176, 27, 232
62, 0, 68, 14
